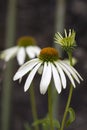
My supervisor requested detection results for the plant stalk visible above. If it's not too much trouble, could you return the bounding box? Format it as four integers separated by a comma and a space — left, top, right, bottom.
48, 85, 54, 130
60, 51, 73, 130
29, 84, 39, 130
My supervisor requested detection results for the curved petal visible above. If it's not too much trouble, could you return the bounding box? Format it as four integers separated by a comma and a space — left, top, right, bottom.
59, 61, 80, 83
19, 77, 22, 83
26, 46, 41, 58
51, 63, 61, 93
40, 62, 52, 95
13, 58, 40, 80
32, 46, 41, 56
26, 47, 35, 58
1, 46, 18, 61
71, 66, 83, 81
65, 62, 83, 81
55, 62, 66, 89
17, 47, 26, 65
58, 62, 76, 88
24, 62, 42, 92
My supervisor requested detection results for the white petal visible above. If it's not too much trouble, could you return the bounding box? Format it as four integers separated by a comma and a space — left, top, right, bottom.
33, 46, 41, 55
63, 60, 83, 81
58, 62, 76, 88
40, 62, 52, 95
60, 61, 81, 83
13, 58, 40, 80
17, 47, 26, 65
64, 29, 68, 37
57, 32, 63, 39
19, 77, 22, 83
55, 62, 66, 89
26, 46, 41, 58
68, 63, 83, 81
0, 46, 18, 61
69, 29, 71, 36
24, 62, 42, 92
38, 65, 43, 75
26, 47, 35, 58
51, 63, 61, 93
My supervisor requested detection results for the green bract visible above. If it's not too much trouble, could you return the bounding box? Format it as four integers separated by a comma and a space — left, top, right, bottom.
54, 29, 76, 52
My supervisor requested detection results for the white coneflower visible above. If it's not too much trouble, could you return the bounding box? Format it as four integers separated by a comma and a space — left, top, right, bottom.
13, 47, 83, 95
0, 36, 41, 65
54, 29, 76, 52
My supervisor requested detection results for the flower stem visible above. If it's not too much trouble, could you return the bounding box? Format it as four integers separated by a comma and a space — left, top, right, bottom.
60, 51, 73, 130
48, 85, 54, 130
68, 51, 73, 66
60, 85, 73, 130
29, 84, 39, 130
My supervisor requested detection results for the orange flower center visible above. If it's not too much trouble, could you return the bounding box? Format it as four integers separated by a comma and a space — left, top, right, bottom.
39, 47, 59, 62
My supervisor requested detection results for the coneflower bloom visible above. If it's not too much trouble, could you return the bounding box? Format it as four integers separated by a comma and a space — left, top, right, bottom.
54, 29, 76, 51
0, 36, 41, 65
13, 47, 83, 95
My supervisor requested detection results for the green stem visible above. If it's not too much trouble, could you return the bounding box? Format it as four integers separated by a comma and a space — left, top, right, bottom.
68, 51, 73, 66
60, 85, 73, 130
48, 85, 54, 130
29, 84, 39, 130
60, 51, 73, 130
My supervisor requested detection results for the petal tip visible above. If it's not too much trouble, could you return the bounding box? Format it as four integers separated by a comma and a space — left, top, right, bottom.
58, 89, 61, 94
24, 87, 27, 92
13, 75, 16, 81
24, 84, 30, 92
40, 91, 45, 95
40, 87, 46, 95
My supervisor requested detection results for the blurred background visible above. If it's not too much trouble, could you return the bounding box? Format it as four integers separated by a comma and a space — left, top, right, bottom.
0, 0, 87, 130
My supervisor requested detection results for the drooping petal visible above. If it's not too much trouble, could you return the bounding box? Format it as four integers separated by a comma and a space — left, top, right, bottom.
60, 61, 81, 83
66, 62, 83, 81
27, 46, 41, 57
24, 62, 42, 92
40, 62, 52, 95
55, 62, 66, 89
51, 63, 61, 93
26, 47, 35, 58
19, 77, 22, 83
17, 47, 26, 65
71, 67, 83, 81
0, 46, 18, 61
33, 46, 41, 56
26, 46, 41, 58
58, 62, 76, 88
13, 58, 40, 80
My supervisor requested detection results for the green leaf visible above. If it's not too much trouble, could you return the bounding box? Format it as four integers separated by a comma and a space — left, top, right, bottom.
53, 119, 60, 129
32, 118, 47, 126
24, 123, 31, 130
32, 116, 60, 129
66, 107, 76, 128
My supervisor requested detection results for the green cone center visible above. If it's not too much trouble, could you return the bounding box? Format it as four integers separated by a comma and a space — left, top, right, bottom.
18, 36, 36, 47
